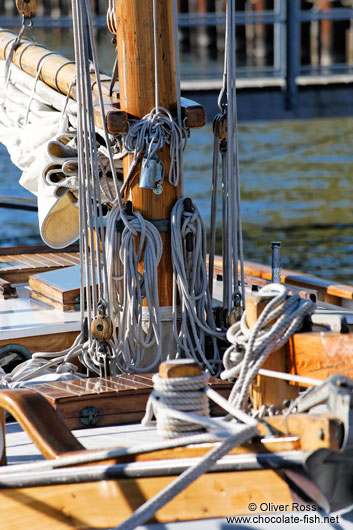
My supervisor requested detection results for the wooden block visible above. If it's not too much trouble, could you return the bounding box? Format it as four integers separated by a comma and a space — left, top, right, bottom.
258, 413, 341, 452
16, 0, 37, 17
246, 294, 299, 409
250, 346, 299, 409
288, 332, 353, 384
159, 359, 202, 379
245, 293, 275, 328
28, 265, 83, 306
29, 290, 79, 312
180, 97, 206, 128
32, 374, 232, 430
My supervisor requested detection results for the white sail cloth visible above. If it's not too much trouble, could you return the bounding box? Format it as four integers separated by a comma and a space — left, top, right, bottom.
0, 59, 81, 247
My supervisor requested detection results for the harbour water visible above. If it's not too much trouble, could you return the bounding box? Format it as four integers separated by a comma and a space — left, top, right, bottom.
0, 28, 352, 284
1, 117, 353, 284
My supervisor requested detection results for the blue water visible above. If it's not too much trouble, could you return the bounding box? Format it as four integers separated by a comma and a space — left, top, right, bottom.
0, 28, 352, 283
1, 117, 353, 283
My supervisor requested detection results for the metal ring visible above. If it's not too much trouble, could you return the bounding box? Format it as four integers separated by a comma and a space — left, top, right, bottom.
35, 51, 61, 83
54, 60, 75, 93
18, 42, 42, 70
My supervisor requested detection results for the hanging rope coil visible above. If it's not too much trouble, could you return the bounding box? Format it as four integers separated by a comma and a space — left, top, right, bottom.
142, 373, 210, 438
171, 198, 225, 376
107, 209, 164, 373
221, 283, 315, 410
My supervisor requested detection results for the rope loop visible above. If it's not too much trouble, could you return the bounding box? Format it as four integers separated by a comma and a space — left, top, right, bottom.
171, 198, 225, 376
221, 283, 316, 411
123, 106, 188, 190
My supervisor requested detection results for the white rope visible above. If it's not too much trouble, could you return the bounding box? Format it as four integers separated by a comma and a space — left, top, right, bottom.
117, 373, 257, 530
70, 0, 117, 375
123, 106, 187, 191
111, 210, 163, 373
142, 373, 210, 438
171, 198, 225, 376
221, 283, 315, 410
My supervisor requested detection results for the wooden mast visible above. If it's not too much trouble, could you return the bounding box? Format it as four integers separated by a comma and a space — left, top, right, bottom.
115, 0, 179, 309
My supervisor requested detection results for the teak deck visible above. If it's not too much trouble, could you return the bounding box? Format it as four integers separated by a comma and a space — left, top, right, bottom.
33, 374, 233, 430
0, 246, 80, 284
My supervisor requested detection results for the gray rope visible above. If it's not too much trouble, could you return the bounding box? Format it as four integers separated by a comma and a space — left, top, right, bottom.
123, 106, 187, 190
116, 420, 256, 529
116, 212, 163, 373
221, 283, 315, 410
171, 198, 225, 376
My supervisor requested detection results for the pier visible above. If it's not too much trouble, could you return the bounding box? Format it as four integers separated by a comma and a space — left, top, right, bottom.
1, 1, 353, 120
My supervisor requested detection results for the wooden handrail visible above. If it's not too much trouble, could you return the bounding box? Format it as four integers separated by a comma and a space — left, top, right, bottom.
0, 389, 83, 462
212, 256, 353, 304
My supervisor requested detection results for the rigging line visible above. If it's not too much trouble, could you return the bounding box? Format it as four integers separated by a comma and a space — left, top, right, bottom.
221, 148, 228, 311
84, 0, 125, 211
72, 0, 92, 344
208, 127, 220, 299
81, 0, 107, 306
152, 0, 159, 111
172, 0, 184, 196
75, 0, 95, 328
232, 4, 245, 309
225, 0, 232, 312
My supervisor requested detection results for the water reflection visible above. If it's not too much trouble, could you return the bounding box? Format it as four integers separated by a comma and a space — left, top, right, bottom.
0, 25, 351, 282
184, 118, 353, 284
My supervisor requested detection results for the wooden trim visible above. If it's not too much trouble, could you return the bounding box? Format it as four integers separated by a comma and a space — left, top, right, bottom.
288, 332, 353, 383
0, 245, 79, 256
0, 390, 83, 460
0, 469, 295, 530
212, 256, 353, 303
0, 332, 80, 356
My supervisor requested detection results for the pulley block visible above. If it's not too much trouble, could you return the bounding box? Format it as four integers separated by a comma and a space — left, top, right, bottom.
16, 0, 37, 18
91, 314, 113, 342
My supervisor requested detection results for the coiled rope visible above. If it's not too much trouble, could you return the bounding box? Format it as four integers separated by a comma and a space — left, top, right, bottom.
221, 283, 315, 410
117, 366, 257, 530
171, 198, 225, 375
142, 373, 210, 438
122, 106, 187, 194
115, 211, 164, 373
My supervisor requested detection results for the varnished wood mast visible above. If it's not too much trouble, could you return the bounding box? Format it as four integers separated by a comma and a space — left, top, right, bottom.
115, 0, 180, 308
